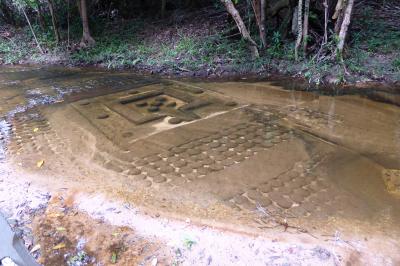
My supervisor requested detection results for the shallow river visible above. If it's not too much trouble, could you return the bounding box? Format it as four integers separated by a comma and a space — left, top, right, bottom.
0, 66, 399, 263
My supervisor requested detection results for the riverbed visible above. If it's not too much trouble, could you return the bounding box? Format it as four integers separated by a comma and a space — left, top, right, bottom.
0, 66, 399, 265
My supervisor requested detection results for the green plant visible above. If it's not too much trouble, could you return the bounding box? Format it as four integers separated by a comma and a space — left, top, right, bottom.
393, 58, 400, 71
267, 31, 283, 58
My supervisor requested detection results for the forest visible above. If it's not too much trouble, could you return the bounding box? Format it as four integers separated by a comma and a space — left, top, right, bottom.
0, 0, 399, 84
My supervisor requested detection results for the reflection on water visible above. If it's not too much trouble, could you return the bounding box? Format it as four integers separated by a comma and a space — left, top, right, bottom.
0, 66, 399, 240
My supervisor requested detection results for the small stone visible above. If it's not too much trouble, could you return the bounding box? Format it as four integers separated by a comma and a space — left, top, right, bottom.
169, 117, 183, 124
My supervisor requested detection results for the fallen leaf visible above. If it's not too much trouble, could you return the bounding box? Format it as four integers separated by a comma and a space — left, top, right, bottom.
30, 244, 41, 253
33, 128, 39, 132
37, 160, 44, 168
48, 213, 63, 218
110, 252, 117, 264
53, 243, 66, 250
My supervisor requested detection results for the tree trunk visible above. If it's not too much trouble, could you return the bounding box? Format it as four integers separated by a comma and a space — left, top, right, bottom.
323, 0, 328, 44
302, 0, 309, 55
79, 0, 95, 47
161, 0, 166, 18
334, 0, 345, 34
76, 0, 81, 16
336, 0, 354, 59
35, 0, 46, 31
21, 8, 44, 54
47, 0, 60, 43
67, 0, 70, 47
220, 0, 259, 58
294, 0, 302, 61
260, 0, 266, 47
0, 0, 16, 25
267, 0, 290, 17
253, 0, 267, 48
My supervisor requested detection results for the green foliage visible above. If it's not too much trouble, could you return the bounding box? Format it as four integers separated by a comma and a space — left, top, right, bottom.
183, 237, 196, 250
393, 58, 400, 71
352, 7, 400, 54
266, 32, 282, 58
1, 0, 399, 83
76, 20, 250, 71
0, 30, 32, 64
67, 251, 89, 266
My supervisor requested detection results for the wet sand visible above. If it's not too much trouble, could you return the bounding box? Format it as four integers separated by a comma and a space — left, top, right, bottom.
0, 66, 399, 265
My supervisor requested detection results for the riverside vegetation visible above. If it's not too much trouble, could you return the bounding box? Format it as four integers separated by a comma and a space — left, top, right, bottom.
0, 0, 399, 84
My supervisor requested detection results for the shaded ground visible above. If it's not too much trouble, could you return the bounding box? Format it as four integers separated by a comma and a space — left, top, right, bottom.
0, 66, 400, 265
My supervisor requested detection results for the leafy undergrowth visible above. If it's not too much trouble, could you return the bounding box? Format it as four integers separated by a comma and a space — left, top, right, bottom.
0, 5, 399, 84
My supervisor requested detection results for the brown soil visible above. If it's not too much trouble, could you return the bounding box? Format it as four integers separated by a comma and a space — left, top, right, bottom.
33, 192, 172, 265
